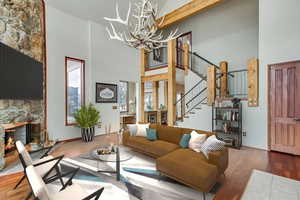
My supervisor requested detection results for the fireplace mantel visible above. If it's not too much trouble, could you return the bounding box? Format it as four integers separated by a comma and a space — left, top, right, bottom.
2, 122, 29, 130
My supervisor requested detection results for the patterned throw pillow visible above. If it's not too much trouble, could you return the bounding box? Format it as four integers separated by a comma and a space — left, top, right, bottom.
136, 124, 150, 137
127, 124, 137, 136
179, 134, 191, 148
201, 135, 225, 159
146, 128, 157, 141
188, 131, 207, 152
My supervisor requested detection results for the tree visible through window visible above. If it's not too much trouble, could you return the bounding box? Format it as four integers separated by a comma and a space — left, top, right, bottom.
65, 57, 85, 126
119, 81, 129, 112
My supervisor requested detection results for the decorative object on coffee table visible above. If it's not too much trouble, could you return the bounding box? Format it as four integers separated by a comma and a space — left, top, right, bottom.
96, 83, 118, 103
74, 104, 100, 142
80, 146, 133, 181
0, 125, 5, 170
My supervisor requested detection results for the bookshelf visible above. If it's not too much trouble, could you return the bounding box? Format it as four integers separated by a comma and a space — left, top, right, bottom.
212, 103, 242, 149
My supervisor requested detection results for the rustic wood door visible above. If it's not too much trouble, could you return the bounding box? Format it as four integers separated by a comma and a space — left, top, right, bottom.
269, 61, 300, 155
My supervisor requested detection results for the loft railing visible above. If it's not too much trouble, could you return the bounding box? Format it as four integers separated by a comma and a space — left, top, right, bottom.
227, 69, 248, 98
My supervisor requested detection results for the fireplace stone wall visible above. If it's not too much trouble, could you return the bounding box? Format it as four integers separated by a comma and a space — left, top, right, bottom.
0, 0, 45, 126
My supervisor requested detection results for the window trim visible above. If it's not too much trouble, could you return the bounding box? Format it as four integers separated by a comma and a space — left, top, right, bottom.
119, 81, 129, 113
65, 56, 85, 126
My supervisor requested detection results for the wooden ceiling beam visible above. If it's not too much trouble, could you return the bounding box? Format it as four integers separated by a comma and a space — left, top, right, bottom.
158, 0, 226, 29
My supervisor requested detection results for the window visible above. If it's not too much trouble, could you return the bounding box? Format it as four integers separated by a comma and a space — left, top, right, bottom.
119, 81, 129, 112
144, 82, 153, 111
65, 57, 85, 126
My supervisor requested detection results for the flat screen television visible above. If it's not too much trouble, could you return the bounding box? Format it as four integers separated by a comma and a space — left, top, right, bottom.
0, 42, 43, 100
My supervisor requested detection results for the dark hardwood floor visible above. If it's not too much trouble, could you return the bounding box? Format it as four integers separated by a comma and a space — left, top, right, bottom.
1, 134, 300, 200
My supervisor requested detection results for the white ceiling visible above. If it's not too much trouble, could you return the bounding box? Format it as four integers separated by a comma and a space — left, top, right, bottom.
45, 0, 168, 25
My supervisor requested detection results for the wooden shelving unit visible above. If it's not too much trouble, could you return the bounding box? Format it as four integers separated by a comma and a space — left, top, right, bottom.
212, 103, 242, 149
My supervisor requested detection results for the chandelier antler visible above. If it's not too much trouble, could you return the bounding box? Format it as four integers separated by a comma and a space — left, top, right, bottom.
104, 0, 180, 50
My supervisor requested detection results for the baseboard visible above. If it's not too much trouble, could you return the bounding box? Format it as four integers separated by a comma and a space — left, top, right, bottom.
242, 145, 268, 151
57, 132, 118, 143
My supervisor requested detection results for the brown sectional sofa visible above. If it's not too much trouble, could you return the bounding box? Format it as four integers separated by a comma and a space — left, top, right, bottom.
123, 124, 228, 193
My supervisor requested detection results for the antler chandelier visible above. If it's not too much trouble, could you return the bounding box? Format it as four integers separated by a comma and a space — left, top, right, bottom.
104, 0, 179, 50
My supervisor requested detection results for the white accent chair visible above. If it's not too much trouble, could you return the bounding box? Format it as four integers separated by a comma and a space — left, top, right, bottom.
15, 141, 64, 189
26, 165, 104, 200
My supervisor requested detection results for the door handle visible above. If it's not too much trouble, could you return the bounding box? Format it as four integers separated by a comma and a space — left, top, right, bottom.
294, 119, 300, 122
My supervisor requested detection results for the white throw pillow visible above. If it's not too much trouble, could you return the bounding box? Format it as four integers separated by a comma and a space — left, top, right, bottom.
136, 124, 150, 137
201, 135, 225, 159
127, 124, 137, 136
188, 131, 207, 152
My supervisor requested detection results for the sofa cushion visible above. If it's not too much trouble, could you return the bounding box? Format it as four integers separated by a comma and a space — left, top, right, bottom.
146, 128, 157, 141
147, 140, 180, 157
127, 136, 153, 151
156, 148, 218, 192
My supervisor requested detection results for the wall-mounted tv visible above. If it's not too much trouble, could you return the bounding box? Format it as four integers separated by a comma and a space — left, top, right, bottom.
0, 42, 43, 100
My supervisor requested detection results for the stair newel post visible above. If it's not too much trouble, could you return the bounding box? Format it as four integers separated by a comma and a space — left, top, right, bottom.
207, 66, 216, 106
167, 39, 176, 126
183, 43, 190, 75
220, 61, 228, 98
140, 48, 147, 123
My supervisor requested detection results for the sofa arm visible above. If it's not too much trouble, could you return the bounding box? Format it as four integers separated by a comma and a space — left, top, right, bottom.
122, 131, 131, 146
208, 148, 228, 175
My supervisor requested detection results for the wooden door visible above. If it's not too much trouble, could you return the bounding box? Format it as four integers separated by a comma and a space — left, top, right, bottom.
269, 61, 300, 155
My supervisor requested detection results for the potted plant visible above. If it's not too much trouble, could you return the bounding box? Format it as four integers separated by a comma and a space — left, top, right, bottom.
74, 104, 100, 142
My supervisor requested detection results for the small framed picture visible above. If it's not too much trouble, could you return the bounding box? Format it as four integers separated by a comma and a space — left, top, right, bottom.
96, 83, 118, 103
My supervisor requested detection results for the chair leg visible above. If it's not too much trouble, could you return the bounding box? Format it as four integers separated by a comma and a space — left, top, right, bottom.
14, 175, 26, 189
203, 192, 206, 200
55, 165, 64, 187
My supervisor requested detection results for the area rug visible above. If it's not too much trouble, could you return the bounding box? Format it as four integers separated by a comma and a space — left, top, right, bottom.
241, 169, 300, 200
62, 146, 215, 200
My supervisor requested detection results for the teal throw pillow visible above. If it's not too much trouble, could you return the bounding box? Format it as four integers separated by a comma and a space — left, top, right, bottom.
180, 134, 191, 148
146, 128, 157, 141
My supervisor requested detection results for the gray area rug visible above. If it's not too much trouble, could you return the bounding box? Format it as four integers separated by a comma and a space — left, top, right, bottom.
62, 146, 216, 200
241, 170, 300, 200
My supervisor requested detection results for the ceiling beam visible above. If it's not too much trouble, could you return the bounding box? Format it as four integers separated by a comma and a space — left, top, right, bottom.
158, 0, 226, 29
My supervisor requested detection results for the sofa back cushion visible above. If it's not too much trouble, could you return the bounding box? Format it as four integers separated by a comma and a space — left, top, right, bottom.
149, 124, 214, 145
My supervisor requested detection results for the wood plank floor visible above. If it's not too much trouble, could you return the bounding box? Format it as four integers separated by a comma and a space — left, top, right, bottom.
1, 134, 300, 200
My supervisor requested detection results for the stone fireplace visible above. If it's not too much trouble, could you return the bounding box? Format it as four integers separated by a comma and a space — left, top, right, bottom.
0, 0, 45, 130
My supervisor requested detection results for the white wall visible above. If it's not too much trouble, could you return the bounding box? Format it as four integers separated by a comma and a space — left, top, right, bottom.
89, 21, 139, 135
254, 0, 300, 149
168, 0, 259, 68
46, 5, 91, 140
160, 0, 192, 16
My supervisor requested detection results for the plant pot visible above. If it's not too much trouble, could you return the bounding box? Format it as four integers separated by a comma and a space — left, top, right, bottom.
81, 127, 95, 142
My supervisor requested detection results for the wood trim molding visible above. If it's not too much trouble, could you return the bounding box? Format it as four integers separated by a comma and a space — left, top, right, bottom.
158, 0, 226, 29
42, 0, 47, 129
65, 57, 86, 126
141, 73, 169, 82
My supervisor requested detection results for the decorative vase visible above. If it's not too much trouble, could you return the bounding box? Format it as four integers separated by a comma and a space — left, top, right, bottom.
0, 125, 5, 170
81, 126, 95, 142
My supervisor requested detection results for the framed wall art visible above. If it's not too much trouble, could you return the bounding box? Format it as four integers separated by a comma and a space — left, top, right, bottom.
96, 83, 118, 103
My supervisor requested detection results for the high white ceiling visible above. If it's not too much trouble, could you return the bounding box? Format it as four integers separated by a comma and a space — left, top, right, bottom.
45, 0, 168, 25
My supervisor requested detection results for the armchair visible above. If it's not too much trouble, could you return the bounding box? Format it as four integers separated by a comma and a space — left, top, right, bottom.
26, 165, 104, 200
15, 141, 64, 189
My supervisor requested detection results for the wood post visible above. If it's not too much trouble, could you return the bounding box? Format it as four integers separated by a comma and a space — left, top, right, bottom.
247, 58, 259, 107
220, 61, 228, 98
152, 81, 159, 111
183, 43, 190, 75
207, 66, 216, 106
140, 49, 147, 122
164, 81, 168, 108
167, 40, 176, 126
